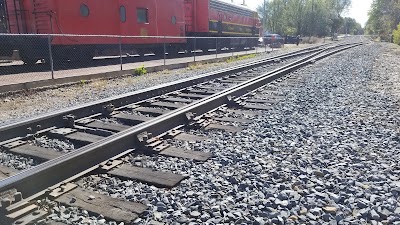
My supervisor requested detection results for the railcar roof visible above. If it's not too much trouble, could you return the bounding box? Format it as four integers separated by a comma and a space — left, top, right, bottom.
211, 0, 256, 13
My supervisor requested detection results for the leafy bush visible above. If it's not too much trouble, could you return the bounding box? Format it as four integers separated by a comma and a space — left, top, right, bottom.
134, 65, 147, 76
393, 23, 400, 45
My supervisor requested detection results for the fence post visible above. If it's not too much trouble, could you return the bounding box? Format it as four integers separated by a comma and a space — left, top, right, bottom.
265, 41, 267, 53
215, 38, 218, 58
119, 36, 123, 71
256, 38, 258, 54
163, 36, 166, 66
194, 37, 196, 62
47, 35, 54, 79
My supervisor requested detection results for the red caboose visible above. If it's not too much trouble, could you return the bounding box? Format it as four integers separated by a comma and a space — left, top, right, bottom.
184, 0, 261, 50
0, 0, 186, 63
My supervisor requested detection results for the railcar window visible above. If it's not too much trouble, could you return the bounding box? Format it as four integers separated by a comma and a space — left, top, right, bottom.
137, 8, 148, 23
80, 4, 89, 17
120, 6, 126, 22
171, 16, 176, 24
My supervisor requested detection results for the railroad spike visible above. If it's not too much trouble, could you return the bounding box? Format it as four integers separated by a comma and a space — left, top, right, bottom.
63, 114, 75, 128
26, 127, 33, 134
165, 129, 182, 139
102, 104, 115, 116
149, 140, 170, 152
100, 160, 123, 171
185, 112, 196, 123
141, 100, 155, 106
0, 198, 10, 208
227, 95, 241, 108
137, 131, 152, 143
13, 192, 22, 202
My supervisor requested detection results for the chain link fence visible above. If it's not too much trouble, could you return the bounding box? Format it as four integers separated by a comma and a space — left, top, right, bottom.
0, 34, 273, 87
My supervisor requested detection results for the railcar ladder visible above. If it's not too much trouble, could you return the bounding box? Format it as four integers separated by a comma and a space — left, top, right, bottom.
5, 0, 27, 33
184, 0, 194, 32
32, 0, 51, 33
0, 0, 8, 32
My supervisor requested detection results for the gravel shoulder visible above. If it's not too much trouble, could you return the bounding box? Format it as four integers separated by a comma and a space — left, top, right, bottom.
0, 46, 312, 126
370, 42, 400, 99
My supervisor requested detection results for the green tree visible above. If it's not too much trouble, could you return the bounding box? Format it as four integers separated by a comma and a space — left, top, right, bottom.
257, 0, 352, 37
366, 0, 400, 40
393, 23, 400, 44
339, 17, 363, 35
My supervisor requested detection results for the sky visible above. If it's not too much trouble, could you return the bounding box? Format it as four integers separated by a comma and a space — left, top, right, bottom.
222, 0, 373, 27
345, 0, 373, 26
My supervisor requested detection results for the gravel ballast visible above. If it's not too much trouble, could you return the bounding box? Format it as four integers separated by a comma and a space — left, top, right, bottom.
0, 50, 306, 172
41, 41, 400, 225
3, 40, 400, 225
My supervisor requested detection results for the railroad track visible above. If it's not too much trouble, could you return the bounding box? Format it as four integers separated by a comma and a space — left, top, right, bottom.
0, 42, 362, 225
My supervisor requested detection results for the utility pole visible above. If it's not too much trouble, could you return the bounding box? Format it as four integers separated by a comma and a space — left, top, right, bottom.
311, 0, 314, 36
264, 0, 266, 33
312, 0, 314, 12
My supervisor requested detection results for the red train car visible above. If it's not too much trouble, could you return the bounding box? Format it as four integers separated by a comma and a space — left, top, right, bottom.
0, 0, 186, 63
0, 0, 260, 64
184, 0, 261, 50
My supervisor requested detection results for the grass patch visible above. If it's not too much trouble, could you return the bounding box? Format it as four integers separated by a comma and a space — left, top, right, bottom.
226, 54, 257, 63
79, 80, 88, 85
134, 65, 147, 76
187, 62, 205, 71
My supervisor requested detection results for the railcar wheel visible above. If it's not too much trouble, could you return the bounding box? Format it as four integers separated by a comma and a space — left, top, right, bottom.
165, 46, 181, 58
79, 53, 94, 62
20, 56, 39, 65
136, 49, 147, 57
167, 51, 180, 58
77, 49, 95, 62
19, 50, 42, 65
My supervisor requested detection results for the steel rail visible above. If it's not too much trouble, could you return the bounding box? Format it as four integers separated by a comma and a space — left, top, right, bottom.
0, 44, 328, 143
0, 42, 363, 198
